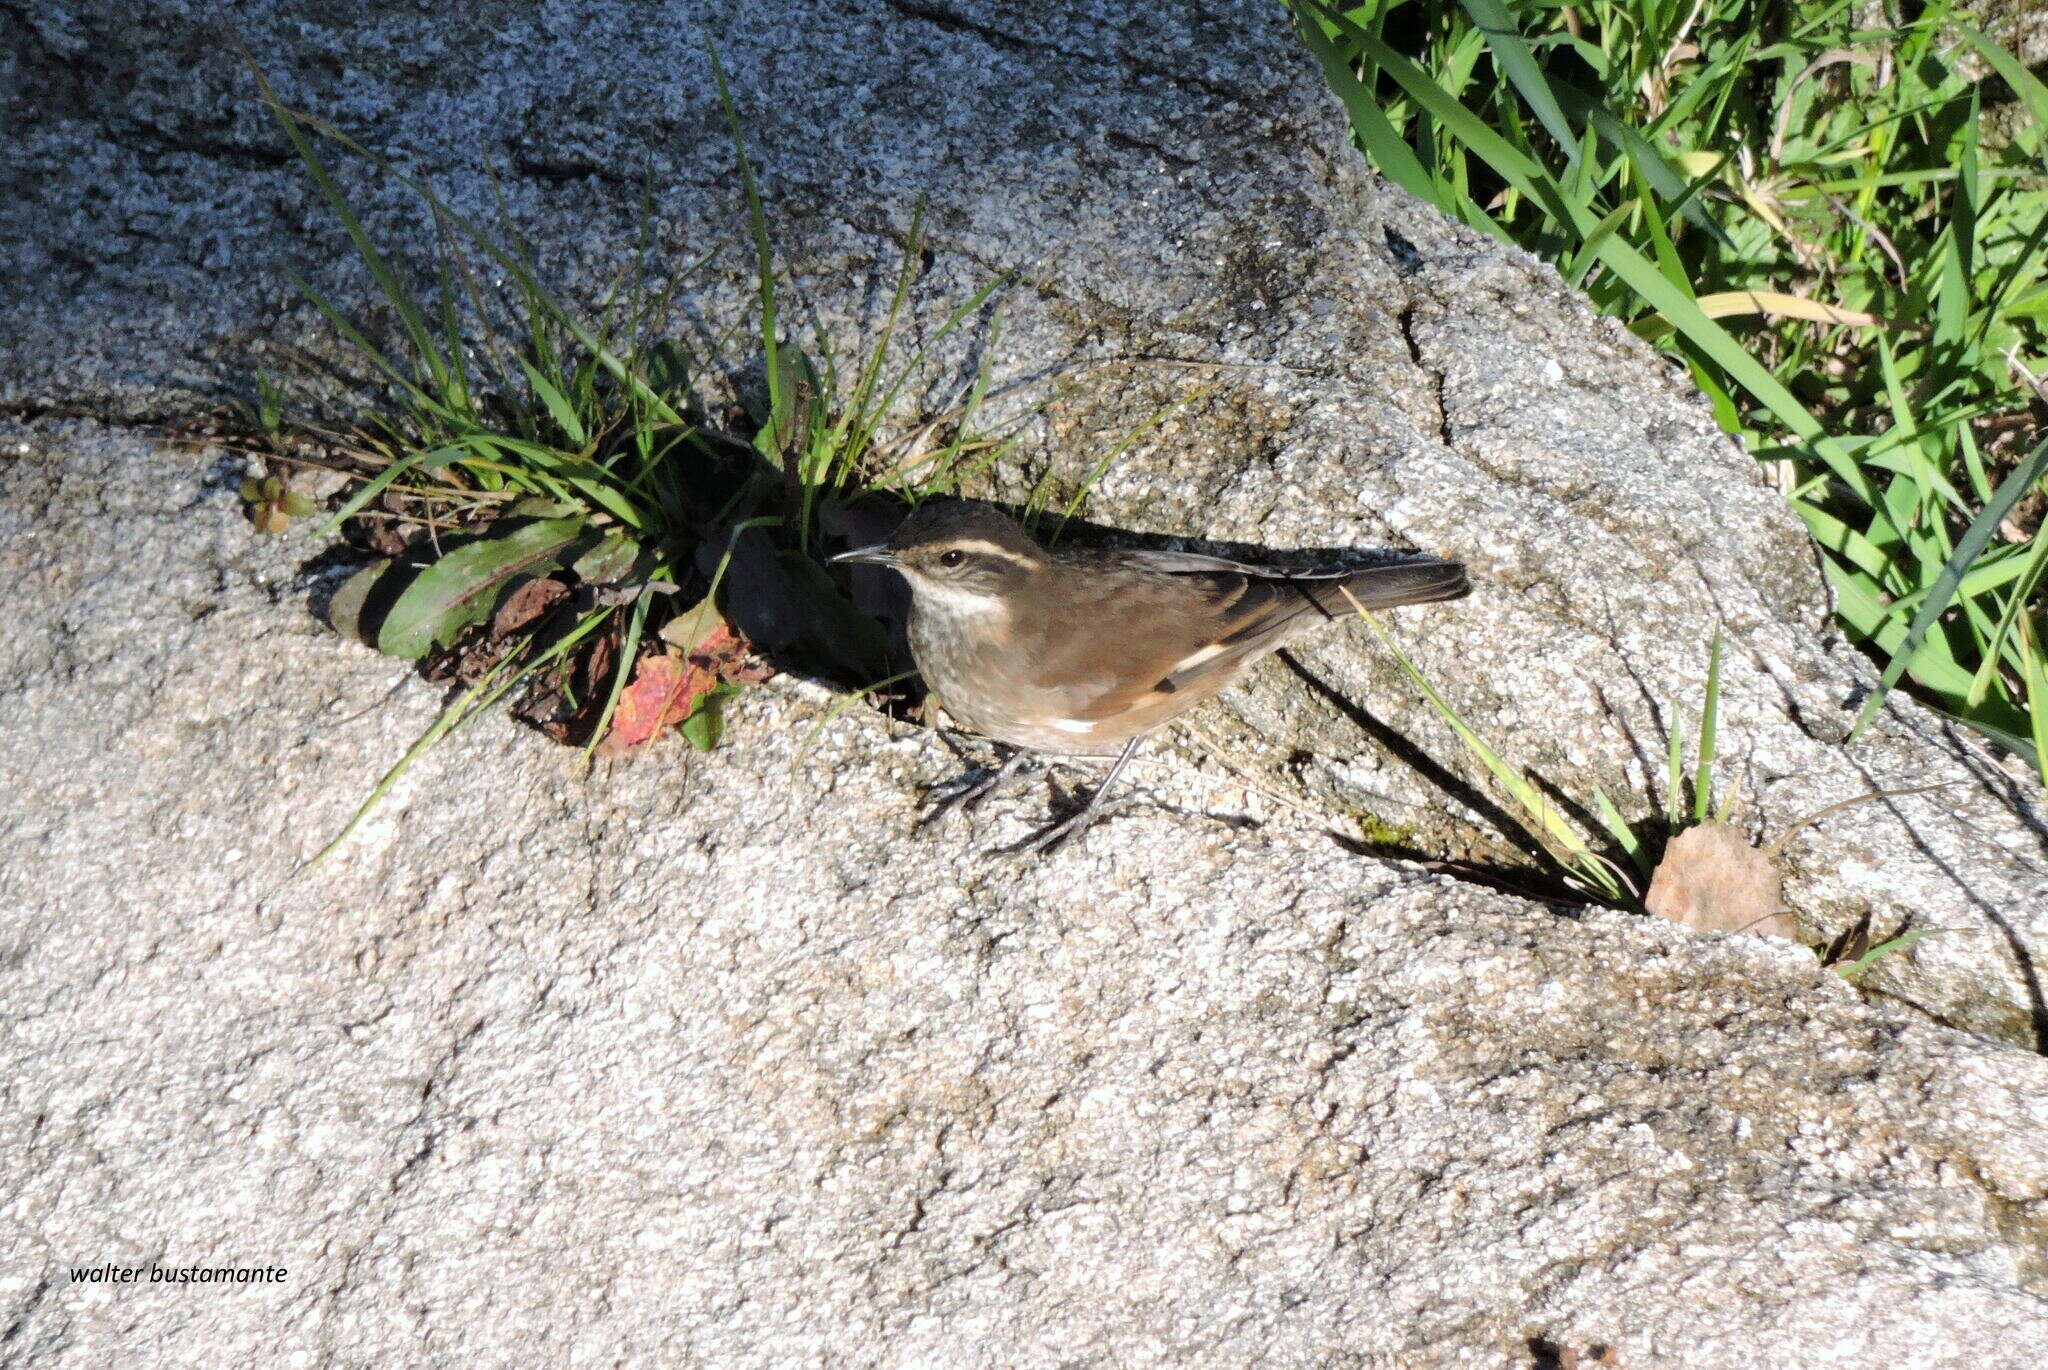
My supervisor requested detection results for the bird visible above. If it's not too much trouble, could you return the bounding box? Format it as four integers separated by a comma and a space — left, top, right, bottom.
832, 500, 1469, 853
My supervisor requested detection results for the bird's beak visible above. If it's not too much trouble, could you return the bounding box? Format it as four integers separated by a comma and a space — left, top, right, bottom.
830, 543, 899, 567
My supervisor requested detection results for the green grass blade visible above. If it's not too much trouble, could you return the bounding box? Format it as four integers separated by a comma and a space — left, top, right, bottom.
1052, 385, 1213, 534
1326, 10, 1877, 507
2022, 615, 2048, 788
1953, 23, 2048, 129
1289, 4, 1449, 211
518, 358, 588, 446
300, 645, 527, 870
1591, 783, 1648, 876
246, 57, 450, 395
1849, 436, 2048, 741
581, 592, 652, 768
1456, 0, 1582, 170
310, 445, 461, 541
710, 43, 783, 465
1836, 927, 1953, 980
1347, 591, 1622, 900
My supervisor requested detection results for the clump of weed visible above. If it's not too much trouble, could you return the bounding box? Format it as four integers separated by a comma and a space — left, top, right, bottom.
241, 51, 1015, 864
1292, 0, 2048, 777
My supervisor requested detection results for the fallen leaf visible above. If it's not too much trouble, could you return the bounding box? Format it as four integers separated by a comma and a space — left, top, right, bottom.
597, 651, 715, 759
364, 514, 416, 558
1644, 821, 1795, 939
522, 619, 622, 745
659, 592, 725, 654
660, 595, 775, 685
489, 576, 570, 642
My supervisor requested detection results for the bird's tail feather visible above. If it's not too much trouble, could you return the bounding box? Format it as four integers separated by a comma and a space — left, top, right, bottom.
1315, 558, 1470, 613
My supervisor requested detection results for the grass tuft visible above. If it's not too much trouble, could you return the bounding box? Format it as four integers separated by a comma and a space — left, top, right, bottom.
243, 49, 1038, 863
1291, 0, 2048, 777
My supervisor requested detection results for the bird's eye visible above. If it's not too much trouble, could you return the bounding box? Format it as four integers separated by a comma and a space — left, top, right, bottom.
937, 549, 967, 568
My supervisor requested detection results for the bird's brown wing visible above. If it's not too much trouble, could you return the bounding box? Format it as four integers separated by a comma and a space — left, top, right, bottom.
1023, 565, 1317, 723
1029, 554, 1469, 723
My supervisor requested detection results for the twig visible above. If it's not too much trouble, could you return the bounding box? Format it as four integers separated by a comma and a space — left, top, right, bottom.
1762, 782, 1955, 860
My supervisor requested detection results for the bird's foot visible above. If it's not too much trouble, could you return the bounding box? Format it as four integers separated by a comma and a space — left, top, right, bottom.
1004, 792, 1129, 856
1001, 737, 1143, 857
916, 751, 1035, 829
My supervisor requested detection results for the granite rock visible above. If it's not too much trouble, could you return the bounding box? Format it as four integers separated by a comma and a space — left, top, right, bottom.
6, 0, 2047, 1044
6, 1, 2048, 1361
2, 421, 2048, 1367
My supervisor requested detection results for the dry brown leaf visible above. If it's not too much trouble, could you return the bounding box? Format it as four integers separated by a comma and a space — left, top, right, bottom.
490, 576, 570, 641
1644, 821, 1795, 939
523, 619, 621, 745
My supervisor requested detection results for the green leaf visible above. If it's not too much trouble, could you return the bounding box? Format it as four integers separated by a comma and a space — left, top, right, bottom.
645, 338, 692, 394
680, 682, 741, 751
774, 549, 891, 676
1551, 83, 1733, 248
755, 343, 824, 462
378, 517, 589, 658
324, 558, 398, 645
569, 531, 645, 586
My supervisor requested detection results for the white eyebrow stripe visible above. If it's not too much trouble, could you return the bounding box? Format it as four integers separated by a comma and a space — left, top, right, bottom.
942, 539, 1038, 565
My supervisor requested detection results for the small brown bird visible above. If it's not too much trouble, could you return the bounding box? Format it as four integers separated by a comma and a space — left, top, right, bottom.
833, 500, 1469, 852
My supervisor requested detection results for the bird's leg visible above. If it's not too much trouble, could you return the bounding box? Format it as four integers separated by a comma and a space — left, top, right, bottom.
1013, 737, 1141, 856
917, 746, 1036, 827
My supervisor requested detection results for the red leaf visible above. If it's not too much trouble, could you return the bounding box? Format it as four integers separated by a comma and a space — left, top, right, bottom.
597, 652, 716, 758
687, 621, 774, 685
659, 596, 776, 687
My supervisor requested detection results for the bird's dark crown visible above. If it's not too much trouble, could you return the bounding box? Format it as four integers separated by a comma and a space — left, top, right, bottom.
883, 500, 1049, 578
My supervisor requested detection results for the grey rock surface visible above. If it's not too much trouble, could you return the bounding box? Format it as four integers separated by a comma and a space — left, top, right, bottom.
6, 0, 2048, 1047
5, 420, 2048, 1368
6, 1, 2048, 1363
